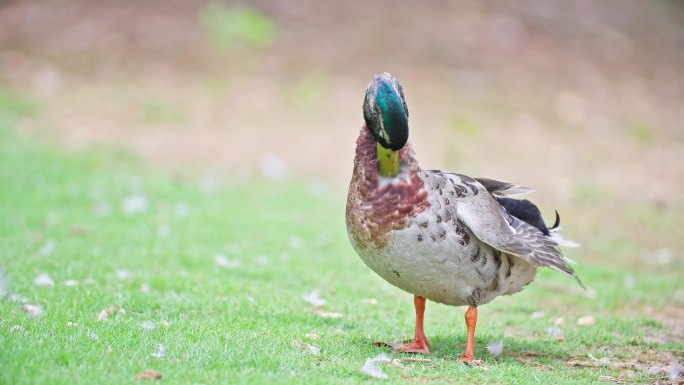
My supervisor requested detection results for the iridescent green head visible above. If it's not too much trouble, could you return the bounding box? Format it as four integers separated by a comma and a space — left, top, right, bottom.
363, 72, 409, 151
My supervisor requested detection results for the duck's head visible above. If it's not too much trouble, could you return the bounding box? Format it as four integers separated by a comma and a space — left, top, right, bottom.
363, 72, 409, 151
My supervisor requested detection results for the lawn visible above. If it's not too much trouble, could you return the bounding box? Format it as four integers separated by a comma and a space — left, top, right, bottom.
0, 92, 682, 385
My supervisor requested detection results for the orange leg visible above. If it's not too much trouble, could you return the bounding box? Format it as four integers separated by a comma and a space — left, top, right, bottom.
375, 295, 430, 354
460, 306, 478, 362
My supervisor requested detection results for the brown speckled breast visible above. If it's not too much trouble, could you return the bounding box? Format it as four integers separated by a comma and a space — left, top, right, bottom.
346, 125, 430, 250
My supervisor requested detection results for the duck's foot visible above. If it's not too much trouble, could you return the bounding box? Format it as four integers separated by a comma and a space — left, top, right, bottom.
460, 355, 483, 366
374, 341, 430, 354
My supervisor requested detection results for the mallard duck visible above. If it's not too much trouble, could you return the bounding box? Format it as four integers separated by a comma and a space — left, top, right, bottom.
346, 72, 580, 363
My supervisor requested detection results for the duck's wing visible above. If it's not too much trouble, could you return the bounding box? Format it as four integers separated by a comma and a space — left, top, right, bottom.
434, 172, 580, 283
477, 177, 581, 248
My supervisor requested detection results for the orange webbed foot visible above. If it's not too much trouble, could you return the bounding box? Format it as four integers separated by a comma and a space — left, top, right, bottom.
375, 295, 431, 354
460, 355, 483, 366
374, 340, 431, 354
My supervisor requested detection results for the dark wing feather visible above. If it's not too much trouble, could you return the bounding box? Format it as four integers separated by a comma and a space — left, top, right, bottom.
496, 197, 550, 235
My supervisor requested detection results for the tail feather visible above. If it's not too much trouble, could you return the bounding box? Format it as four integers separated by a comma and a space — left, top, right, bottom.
550, 210, 560, 230
551, 232, 581, 248
548, 211, 581, 248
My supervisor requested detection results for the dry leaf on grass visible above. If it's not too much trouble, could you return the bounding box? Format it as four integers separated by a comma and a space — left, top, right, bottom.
303, 333, 320, 340
175, 354, 190, 363
290, 339, 321, 355
69, 225, 89, 235
565, 351, 683, 381
508, 350, 558, 370
598, 375, 626, 384
97, 306, 117, 321
577, 315, 596, 326
388, 359, 405, 369
463, 359, 484, 367
317, 311, 343, 319
401, 357, 432, 363
134, 369, 162, 380
531, 311, 545, 319
22, 304, 44, 318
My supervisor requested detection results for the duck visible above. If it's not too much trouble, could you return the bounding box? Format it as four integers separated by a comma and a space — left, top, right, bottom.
346, 72, 580, 363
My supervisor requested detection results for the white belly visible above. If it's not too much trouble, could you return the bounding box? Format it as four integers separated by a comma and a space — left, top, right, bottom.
351, 224, 538, 307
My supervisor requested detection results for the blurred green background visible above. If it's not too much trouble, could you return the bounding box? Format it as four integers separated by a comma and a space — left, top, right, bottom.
2, 1, 683, 200
1, 1, 683, 384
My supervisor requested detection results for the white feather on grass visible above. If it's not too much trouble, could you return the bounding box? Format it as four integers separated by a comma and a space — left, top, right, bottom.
39, 240, 55, 256
215, 255, 240, 269
122, 194, 148, 215
302, 289, 326, 307
669, 360, 682, 381
34, 272, 55, 287
0, 270, 8, 297
361, 353, 392, 380
486, 340, 504, 356
151, 344, 166, 358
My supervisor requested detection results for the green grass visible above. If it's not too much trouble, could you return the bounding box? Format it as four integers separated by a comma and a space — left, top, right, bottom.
0, 96, 682, 384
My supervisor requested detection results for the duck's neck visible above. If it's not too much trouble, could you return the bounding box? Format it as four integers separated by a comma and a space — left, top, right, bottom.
353, 125, 418, 183
376, 143, 400, 177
